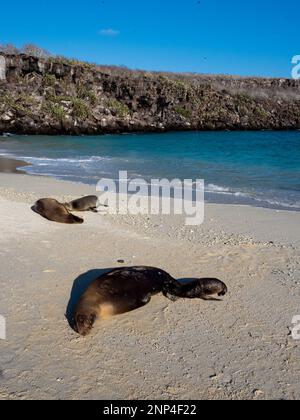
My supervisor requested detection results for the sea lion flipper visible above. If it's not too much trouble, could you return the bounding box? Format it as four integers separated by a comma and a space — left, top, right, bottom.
163, 291, 180, 302
200, 296, 222, 301
140, 293, 152, 305
68, 214, 84, 224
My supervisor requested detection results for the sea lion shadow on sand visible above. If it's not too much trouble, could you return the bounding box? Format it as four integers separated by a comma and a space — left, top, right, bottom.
66, 268, 116, 328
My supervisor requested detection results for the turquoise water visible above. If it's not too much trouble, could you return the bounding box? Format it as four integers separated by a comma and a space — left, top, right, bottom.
0, 131, 300, 210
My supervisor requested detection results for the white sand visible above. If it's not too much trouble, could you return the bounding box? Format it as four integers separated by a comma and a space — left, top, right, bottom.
0, 172, 300, 400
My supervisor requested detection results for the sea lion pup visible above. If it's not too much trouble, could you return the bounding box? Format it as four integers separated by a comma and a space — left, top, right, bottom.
65, 195, 106, 213
73, 267, 227, 336
32, 198, 84, 224
164, 278, 228, 301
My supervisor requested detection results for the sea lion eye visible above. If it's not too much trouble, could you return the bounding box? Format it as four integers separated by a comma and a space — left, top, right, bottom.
89, 314, 96, 325
77, 315, 86, 324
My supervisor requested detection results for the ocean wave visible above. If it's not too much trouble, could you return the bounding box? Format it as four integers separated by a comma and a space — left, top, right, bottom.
1, 133, 14, 138
205, 183, 244, 196
1, 150, 299, 211
0, 151, 16, 157
20, 155, 114, 164
206, 183, 230, 192
244, 195, 300, 209
205, 183, 300, 209
25, 171, 98, 180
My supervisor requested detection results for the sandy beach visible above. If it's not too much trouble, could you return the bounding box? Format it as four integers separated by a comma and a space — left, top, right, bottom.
0, 157, 29, 174
0, 166, 300, 400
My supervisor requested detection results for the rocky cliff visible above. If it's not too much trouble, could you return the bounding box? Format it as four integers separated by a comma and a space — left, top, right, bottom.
1, 53, 300, 135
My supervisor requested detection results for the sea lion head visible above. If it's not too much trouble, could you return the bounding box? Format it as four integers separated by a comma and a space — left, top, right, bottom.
74, 313, 96, 336
179, 278, 228, 299
217, 285, 228, 297
63, 202, 72, 211
198, 278, 228, 298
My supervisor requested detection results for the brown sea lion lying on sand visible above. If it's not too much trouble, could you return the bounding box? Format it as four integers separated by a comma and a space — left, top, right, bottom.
65, 195, 107, 213
32, 198, 84, 224
73, 266, 228, 336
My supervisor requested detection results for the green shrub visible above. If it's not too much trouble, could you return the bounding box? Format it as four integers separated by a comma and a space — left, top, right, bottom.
45, 90, 72, 104
254, 106, 269, 118
48, 103, 66, 121
44, 89, 57, 102
235, 92, 252, 105
72, 98, 90, 119
108, 99, 130, 117
3, 93, 17, 108
175, 106, 192, 119
169, 79, 189, 96
43, 74, 57, 87
77, 84, 98, 105
3, 93, 34, 115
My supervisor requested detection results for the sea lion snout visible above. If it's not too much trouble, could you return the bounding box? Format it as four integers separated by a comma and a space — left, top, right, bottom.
74, 313, 96, 336
218, 285, 228, 296
199, 278, 228, 297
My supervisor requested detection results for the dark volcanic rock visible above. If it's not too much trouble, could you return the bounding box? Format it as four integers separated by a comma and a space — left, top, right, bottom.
0, 53, 300, 135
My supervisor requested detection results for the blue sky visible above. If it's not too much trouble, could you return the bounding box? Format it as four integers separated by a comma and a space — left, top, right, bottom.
1, 0, 299, 77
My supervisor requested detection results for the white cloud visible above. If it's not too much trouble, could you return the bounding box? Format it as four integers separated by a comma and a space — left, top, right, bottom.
99, 29, 120, 37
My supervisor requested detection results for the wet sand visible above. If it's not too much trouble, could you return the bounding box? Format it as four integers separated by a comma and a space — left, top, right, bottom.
0, 157, 30, 174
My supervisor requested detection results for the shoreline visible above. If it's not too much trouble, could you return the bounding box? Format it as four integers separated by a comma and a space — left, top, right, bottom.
2, 128, 300, 136
0, 170, 299, 399
0, 171, 299, 247
0, 153, 299, 214
0, 156, 30, 174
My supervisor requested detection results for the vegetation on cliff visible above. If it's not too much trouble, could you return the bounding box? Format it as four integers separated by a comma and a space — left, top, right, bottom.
0, 50, 300, 134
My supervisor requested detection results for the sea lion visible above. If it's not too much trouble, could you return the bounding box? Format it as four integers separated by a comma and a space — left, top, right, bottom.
32, 198, 84, 224
73, 266, 227, 336
163, 278, 228, 301
65, 195, 106, 213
